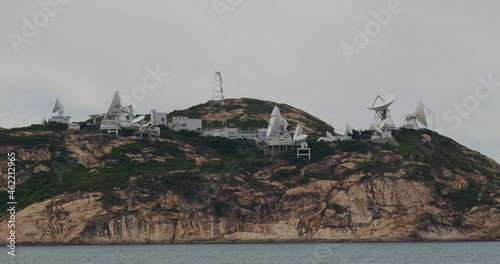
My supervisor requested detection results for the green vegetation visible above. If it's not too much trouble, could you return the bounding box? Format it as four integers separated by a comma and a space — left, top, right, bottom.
212, 201, 230, 218
395, 128, 423, 158
445, 181, 492, 211
167, 102, 209, 119
240, 98, 274, 114
337, 140, 372, 153
351, 130, 372, 140
297, 169, 340, 185
7, 121, 68, 132
244, 175, 272, 192
226, 118, 268, 129
270, 169, 299, 181
0, 134, 53, 148
161, 172, 205, 199
308, 140, 336, 161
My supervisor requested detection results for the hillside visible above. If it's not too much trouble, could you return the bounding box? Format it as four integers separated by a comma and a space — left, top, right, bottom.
0, 100, 499, 245
168, 98, 334, 138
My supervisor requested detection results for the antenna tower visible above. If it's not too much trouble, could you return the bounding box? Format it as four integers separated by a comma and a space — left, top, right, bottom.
208, 71, 226, 129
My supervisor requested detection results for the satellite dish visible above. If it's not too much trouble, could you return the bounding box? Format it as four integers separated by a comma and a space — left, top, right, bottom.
365, 94, 396, 111
266, 106, 282, 138
295, 134, 308, 142
326, 131, 334, 139
293, 125, 303, 141
345, 124, 353, 135
105, 91, 122, 118
52, 98, 61, 113
402, 112, 410, 122
414, 100, 428, 127
373, 125, 383, 133
132, 115, 146, 124
380, 119, 387, 129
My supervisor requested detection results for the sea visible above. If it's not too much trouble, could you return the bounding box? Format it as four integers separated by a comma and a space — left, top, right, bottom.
2, 242, 498, 264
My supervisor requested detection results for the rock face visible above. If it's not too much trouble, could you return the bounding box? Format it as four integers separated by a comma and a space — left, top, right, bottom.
3, 176, 498, 245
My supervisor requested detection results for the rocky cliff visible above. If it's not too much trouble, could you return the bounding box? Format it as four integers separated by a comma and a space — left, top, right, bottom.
0, 101, 499, 245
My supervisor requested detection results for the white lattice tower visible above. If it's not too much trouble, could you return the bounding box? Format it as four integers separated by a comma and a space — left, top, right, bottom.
208, 71, 226, 129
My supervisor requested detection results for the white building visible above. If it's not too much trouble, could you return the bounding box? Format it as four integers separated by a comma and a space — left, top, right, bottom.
203, 127, 269, 143
150, 109, 167, 126
168, 116, 202, 132
68, 123, 80, 131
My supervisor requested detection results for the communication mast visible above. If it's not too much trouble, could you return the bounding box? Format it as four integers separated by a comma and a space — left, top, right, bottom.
208, 71, 226, 129
365, 94, 397, 139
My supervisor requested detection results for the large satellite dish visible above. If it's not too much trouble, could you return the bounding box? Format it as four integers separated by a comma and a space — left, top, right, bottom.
402, 100, 430, 129
52, 98, 62, 113
266, 106, 282, 138
105, 91, 122, 118
293, 124, 303, 141
295, 134, 308, 142
132, 115, 146, 124
401, 112, 410, 122
414, 100, 428, 127
345, 124, 353, 135
365, 94, 396, 111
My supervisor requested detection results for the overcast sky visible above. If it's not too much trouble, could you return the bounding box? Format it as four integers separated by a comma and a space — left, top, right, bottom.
1, 0, 499, 162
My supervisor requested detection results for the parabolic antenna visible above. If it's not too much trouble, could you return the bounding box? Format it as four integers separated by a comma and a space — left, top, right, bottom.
365, 94, 396, 111
105, 91, 122, 118
52, 98, 61, 113
89, 114, 100, 118
132, 115, 146, 124
294, 134, 308, 142
266, 106, 282, 138
345, 124, 353, 135
380, 119, 387, 129
414, 100, 428, 127
293, 124, 303, 141
402, 112, 410, 122
326, 131, 334, 139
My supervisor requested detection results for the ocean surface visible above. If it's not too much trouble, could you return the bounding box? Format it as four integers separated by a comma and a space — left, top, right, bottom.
2, 242, 498, 264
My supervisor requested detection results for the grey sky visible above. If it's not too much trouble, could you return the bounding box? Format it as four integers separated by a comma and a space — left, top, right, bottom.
1, 0, 499, 162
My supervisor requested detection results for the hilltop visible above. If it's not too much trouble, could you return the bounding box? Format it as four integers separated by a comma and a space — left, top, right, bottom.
0, 99, 499, 244
168, 98, 334, 138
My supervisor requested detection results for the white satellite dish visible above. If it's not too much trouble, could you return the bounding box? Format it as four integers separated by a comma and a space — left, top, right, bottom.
266, 106, 282, 139
414, 100, 428, 127
105, 91, 122, 118
402, 112, 410, 122
293, 124, 303, 141
380, 119, 387, 129
295, 134, 308, 142
52, 98, 62, 113
345, 124, 353, 135
403, 100, 430, 129
132, 115, 146, 124
326, 131, 334, 139
365, 94, 396, 111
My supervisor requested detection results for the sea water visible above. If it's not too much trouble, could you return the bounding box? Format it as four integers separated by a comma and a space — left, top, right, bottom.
2, 242, 498, 264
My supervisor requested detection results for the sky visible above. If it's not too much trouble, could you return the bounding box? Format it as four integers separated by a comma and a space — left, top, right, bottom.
1, 0, 499, 162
